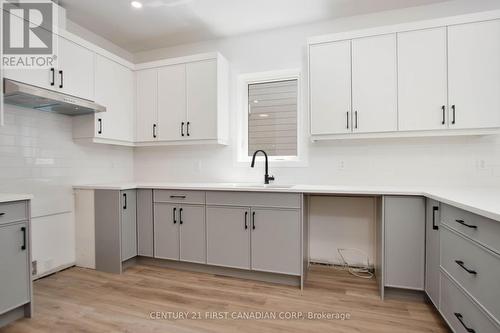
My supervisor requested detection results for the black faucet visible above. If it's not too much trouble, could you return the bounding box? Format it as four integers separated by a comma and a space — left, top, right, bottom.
251, 150, 275, 184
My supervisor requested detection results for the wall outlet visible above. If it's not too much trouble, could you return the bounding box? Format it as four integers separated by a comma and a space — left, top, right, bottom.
32, 261, 37, 276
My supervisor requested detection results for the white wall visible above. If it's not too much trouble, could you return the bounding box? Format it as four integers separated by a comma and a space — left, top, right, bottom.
133, 0, 500, 188
0, 106, 133, 276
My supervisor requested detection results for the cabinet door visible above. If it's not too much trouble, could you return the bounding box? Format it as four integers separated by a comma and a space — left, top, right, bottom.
154, 203, 179, 260
136, 69, 158, 142
158, 64, 186, 141
309, 41, 351, 135
186, 60, 218, 140
448, 20, 500, 129
58, 36, 94, 101
121, 190, 137, 262
94, 54, 134, 141
425, 199, 440, 308
251, 208, 301, 275
0, 222, 29, 314
398, 28, 448, 131
179, 205, 206, 264
352, 34, 397, 133
206, 206, 250, 270
384, 196, 425, 290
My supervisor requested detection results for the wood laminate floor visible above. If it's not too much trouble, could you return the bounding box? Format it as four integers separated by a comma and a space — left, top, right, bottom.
2, 264, 449, 333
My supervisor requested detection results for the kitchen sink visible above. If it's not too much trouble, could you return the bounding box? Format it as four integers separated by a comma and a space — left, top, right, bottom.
229, 183, 295, 189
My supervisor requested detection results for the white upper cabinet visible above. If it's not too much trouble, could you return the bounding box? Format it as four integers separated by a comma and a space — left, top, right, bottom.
135, 69, 158, 142
352, 34, 397, 133
135, 53, 229, 146
309, 41, 351, 135
448, 19, 500, 130
93, 54, 134, 142
186, 60, 218, 141
57, 36, 94, 101
157, 64, 186, 141
397, 27, 448, 131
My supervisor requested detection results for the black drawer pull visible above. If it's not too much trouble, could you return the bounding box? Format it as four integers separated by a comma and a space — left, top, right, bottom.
455, 219, 477, 229
170, 195, 186, 199
244, 211, 248, 230
454, 313, 475, 333
0, 212, 5, 216
455, 260, 477, 275
21, 227, 26, 250
181, 122, 185, 137
179, 208, 183, 225
451, 105, 456, 125
59, 70, 64, 89
50, 68, 55, 86
123, 193, 127, 210
153, 124, 157, 138
346, 111, 349, 129
432, 206, 439, 230
173, 207, 177, 224
252, 211, 256, 230
98, 118, 103, 134
186, 122, 190, 136
441, 105, 445, 125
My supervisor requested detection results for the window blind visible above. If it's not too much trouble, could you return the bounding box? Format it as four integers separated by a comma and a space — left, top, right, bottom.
248, 79, 298, 157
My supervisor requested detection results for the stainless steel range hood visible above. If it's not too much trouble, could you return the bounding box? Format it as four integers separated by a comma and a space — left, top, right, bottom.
3, 79, 106, 115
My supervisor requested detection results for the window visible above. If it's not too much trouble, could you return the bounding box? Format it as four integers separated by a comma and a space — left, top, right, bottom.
237, 69, 303, 165
248, 79, 298, 157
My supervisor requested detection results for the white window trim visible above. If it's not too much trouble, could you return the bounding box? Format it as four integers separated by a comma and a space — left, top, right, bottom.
235, 69, 307, 168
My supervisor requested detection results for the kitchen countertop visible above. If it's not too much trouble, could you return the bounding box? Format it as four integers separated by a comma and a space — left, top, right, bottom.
73, 183, 500, 222
0, 193, 33, 203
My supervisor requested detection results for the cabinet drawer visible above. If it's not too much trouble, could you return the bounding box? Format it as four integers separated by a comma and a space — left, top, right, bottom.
442, 203, 500, 255
440, 271, 499, 333
441, 226, 500, 322
206, 191, 300, 209
153, 190, 205, 204
0, 201, 28, 226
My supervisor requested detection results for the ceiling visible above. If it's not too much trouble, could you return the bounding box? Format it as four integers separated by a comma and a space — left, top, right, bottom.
60, 0, 451, 53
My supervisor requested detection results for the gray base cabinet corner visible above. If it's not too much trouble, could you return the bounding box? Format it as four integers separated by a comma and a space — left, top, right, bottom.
425, 198, 440, 308
0, 200, 32, 328
95, 190, 137, 274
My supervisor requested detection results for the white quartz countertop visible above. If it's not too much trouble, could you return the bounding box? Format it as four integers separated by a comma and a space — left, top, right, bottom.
0, 193, 33, 203
73, 182, 500, 221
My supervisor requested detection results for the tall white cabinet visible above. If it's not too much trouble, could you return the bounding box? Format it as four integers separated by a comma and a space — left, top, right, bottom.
309, 17, 500, 140
135, 54, 229, 145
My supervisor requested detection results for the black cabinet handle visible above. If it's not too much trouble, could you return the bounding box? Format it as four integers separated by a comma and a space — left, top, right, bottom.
455, 219, 477, 229
50, 68, 55, 86
354, 111, 358, 129
179, 208, 183, 225
454, 313, 475, 333
455, 260, 477, 275
123, 193, 127, 209
451, 105, 456, 125
153, 124, 157, 138
0, 212, 5, 216
346, 111, 349, 129
98, 118, 103, 134
432, 206, 439, 230
169, 195, 186, 199
21, 227, 26, 250
244, 211, 248, 230
441, 105, 445, 125
186, 122, 190, 136
252, 211, 256, 230
173, 207, 177, 224
59, 70, 63, 89
181, 122, 185, 137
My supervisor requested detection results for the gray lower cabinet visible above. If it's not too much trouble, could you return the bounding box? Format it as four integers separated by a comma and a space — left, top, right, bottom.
206, 206, 251, 270
121, 190, 137, 262
137, 189, 154, 257
154, 203, 206, 263
384, 196, 425, 290
425, 198, 440, 307
0, 222, 30, 314
251, 208, 301, 275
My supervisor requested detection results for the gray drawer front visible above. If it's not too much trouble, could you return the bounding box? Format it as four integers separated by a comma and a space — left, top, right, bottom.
206, 191, 301, 208
0, 201, 28, 226
440, 271, 499, 333
442, 203, 500, 255
441, 226, 500, 322
153, 190, 205, 204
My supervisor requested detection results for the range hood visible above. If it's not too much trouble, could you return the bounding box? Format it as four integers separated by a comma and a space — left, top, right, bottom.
3, 79, 106, 115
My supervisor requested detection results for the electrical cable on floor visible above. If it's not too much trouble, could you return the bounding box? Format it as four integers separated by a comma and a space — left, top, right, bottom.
335, 248, 374, 279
